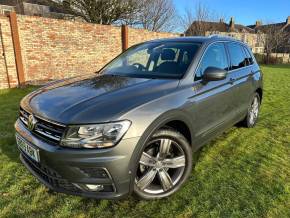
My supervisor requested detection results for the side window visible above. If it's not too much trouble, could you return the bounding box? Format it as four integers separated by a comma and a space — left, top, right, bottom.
242, 46, 254, 65
227, 43, 247, 70
195, 43, 228, 81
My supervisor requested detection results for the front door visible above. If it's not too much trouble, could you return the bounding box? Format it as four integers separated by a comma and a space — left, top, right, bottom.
187, 42, 236, 145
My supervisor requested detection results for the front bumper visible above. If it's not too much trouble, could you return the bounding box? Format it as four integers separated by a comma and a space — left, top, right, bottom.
15, 119, 140, 199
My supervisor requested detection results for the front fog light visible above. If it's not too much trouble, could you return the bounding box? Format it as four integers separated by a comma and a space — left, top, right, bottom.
85, 184, 104, 192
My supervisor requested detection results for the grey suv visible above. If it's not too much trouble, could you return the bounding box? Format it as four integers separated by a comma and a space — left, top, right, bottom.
15, 36, 263, 200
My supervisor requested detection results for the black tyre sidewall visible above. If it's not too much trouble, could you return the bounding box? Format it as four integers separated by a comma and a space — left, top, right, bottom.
133, 129, 192, 200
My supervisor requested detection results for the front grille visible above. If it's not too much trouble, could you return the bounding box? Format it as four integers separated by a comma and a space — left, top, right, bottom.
19, 107, 65, 143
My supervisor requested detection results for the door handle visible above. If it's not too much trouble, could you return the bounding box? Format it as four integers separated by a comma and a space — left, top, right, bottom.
229, 78, 235, 84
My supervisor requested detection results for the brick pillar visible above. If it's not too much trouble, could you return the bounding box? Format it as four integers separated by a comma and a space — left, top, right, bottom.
121, 25, 128, 52
9, 12, 25, 85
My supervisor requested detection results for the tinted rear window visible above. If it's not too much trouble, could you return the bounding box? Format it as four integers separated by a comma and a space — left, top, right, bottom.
227, 43, 247, 70
242, 46, 254, 65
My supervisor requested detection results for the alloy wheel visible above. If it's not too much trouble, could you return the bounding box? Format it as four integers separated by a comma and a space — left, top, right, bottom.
249, 96, 259, 125
135, 138, 186, 194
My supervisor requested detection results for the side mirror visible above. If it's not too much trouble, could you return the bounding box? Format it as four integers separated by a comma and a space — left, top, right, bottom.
203, 67, 227, 81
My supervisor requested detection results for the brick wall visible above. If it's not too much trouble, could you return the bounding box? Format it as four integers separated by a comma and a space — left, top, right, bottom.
17, 15, 122, 83
128, 27, 179, 47
0, 13, 180, 89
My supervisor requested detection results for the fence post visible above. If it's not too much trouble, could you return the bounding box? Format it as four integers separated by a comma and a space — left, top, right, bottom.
8, 12, 25, 85
121, 25, 128, 52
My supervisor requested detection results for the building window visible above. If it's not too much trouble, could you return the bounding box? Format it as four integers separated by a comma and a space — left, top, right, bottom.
2, 9, 12, 15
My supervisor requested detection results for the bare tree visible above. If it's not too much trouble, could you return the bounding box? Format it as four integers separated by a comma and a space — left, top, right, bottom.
56, 0, 138, 24
259, 24, 288, 63
133, 0, 177, 32
180, 2, 224, 36
55, 0, 177, 32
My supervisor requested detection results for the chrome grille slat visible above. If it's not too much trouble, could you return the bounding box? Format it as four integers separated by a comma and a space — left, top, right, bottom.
34, 129, 61, 141
20, 116, 28, 125
19, 107, 65, 143
36, 123, 63, 135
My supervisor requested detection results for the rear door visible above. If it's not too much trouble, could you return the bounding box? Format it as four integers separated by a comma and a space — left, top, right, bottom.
188, 42, 236, 143
226, 42, 254, 116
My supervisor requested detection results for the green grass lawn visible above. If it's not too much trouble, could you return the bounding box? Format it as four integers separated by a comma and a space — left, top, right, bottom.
0, 65, 289, 218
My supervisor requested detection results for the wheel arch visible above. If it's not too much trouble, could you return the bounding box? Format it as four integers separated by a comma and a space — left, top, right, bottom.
128, 110, 195, 193
162, 120, 192, 146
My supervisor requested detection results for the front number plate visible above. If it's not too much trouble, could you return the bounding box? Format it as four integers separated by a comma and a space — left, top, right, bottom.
16, 134, 40, 162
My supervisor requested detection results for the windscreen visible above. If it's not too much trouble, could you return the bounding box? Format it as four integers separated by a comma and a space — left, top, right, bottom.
101, 42, 201, 79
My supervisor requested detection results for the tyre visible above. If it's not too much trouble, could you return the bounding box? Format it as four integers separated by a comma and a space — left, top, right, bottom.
242, 93, 261, 128
133, 128, 192, 200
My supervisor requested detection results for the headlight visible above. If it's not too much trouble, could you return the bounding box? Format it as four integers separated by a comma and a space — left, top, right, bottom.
60, 120, 131, 148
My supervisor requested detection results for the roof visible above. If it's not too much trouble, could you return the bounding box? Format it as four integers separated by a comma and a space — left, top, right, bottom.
247, 18, 290, 33
0, 0, 53, 6
185, 20, 255, 35
255, 23, 289, 33
0, 0, 18, 6
0, 0, 70, 14
234, 24, 255, 33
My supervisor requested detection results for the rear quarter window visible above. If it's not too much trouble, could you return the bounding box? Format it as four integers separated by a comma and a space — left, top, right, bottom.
242, 46, 254, 65
227, 43, 247, 70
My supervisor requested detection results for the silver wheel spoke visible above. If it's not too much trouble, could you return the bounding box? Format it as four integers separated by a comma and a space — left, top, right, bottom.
249, 97, 259, 123
136, 168, 157, 190
249, 112, 254, 123
158, 168, 173, 191
162, 156, 186, 168
139, 152, 156, 166
159, 139, 171, 158
136, 137, 186, 194
254, 110, 258, 118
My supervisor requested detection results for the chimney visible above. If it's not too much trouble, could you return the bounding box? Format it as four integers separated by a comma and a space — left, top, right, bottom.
255, 20, 262, 27
287, 16, 290, 25
219, 18, 224, 23
229, 17, 235, 31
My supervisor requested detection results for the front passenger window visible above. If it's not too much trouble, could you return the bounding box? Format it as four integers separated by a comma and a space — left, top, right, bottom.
195, 43, 228, 81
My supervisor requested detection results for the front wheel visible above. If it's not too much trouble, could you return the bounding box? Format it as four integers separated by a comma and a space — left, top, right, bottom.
133, 129, 192, 200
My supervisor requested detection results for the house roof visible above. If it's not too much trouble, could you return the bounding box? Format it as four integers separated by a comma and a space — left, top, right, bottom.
234, 24, 255, 33
0, 0, 59, 6
247, 17, 290, 33
0, 0, 18, 6
186, 16, 290, 35
0, 0, 71, 14
258, 23, 289, 33
185, 20, 255, 35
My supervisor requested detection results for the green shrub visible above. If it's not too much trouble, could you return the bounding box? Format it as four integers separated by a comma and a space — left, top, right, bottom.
254, 53, 283, 64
